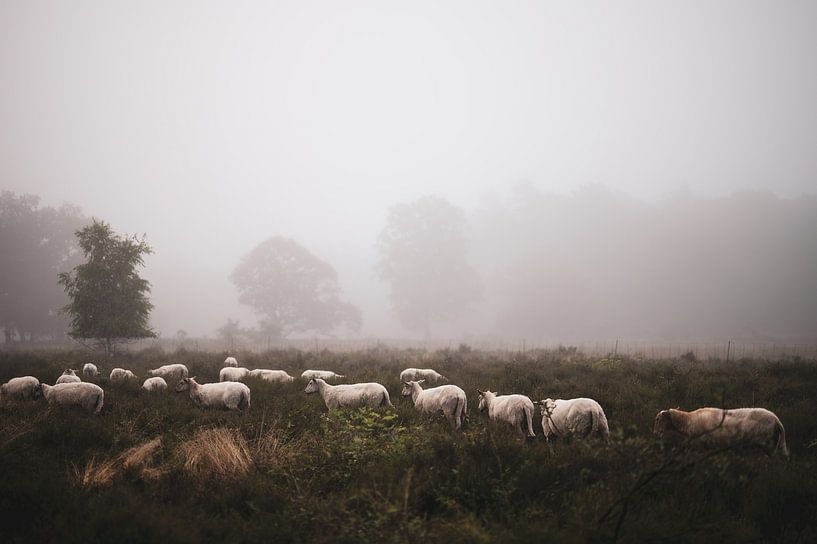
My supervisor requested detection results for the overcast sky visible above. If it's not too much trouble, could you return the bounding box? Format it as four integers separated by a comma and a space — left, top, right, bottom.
2, 1, 816, 338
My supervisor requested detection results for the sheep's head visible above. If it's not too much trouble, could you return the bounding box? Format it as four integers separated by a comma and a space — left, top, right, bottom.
62, 368, 76, 376
304, 379, 319, 394
477, 390, 494, 412
33, 382, 43, 398
537, 398, 556, 415
653, 410, 674, 434
400, 380, 423, 396
175, 377, 196, 392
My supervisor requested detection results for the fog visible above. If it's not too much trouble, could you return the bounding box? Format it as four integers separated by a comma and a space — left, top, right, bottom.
2, 2, 816, 342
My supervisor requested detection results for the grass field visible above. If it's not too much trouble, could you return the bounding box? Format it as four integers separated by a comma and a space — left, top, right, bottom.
1, 347, 816, 543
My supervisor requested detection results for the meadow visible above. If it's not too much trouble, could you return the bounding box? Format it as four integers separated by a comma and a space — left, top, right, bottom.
1, 347, 816, 543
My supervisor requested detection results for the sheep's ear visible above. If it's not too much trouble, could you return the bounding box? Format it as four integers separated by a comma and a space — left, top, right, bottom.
477, 389, 484, 396
417, 379, 425, 385
532, 400, 541, 405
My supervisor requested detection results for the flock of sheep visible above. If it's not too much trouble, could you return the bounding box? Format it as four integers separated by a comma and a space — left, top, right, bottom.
0, 356, 790, 457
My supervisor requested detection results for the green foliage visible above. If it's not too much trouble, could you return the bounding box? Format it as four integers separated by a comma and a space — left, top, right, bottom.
231, 236, 361, 339
58, 220, 155, 354
2, 349, 817, 543
376, 196, 481, 337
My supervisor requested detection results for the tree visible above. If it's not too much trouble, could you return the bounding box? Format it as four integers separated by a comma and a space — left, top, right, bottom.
58, 220, 155, 354
376, 196, 481, 338
231, 237, 361, 338
216, 318, 244, 351
0, 191, 87, 342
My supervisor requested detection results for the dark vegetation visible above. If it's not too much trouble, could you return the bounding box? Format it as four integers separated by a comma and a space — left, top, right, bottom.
1, 348, 816, 543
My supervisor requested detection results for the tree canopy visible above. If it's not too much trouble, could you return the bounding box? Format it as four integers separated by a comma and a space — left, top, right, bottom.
0, 191, 88, 342
59, 220, 155, 354
231, 237, 361, 339
376, 196, 481, 338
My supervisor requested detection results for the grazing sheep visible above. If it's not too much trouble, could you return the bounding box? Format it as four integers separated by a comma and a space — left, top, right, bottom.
147, 364, 189, 384
110, 368, 137, 383
653, 407, 789, 457
301, 370, 345, 381
536, 398, 610, 442
56, 369, 81, 384
1, 376, 42, 400
401, 380, 467, 430
175, 377, 250, 412
82, 363, 100, 377
224, 356, 239, 367
142, 377, 168, 391
304, 378, 393, 411
477, 390, 535, 438
400, 368, 447, 383
40, 382, 104, 414
248, 369, 295, 383
219, 367, 251, 382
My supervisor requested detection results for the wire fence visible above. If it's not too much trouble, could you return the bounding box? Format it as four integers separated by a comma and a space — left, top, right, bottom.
2, 336, 816, 361
126, 337, 817, 361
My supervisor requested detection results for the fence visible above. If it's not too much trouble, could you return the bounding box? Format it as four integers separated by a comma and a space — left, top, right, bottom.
2, 336, 815, 361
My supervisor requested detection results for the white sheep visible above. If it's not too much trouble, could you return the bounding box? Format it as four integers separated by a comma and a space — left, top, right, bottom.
82, 363, 100, 377
175, 377, 251, 412
401, 380, 467, 430
536, 398, 610, 442
400, 368, 447, 383
653, 407, 789, 457
110, 368, 137, 383
56, 369, 82, 384
1, 376, 42, 400
301, 370, 345, 381
142, 377, 168, 391
304, 378, 393, 411
477, 390, 536, 438
248, 369, 295, 383
41, 382, 104, 414
147, 363, 189, 384
219, 367, 251, 382
223, 356, 239, 367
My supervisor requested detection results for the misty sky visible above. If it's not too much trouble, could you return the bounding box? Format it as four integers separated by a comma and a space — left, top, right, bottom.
2, 1, 816, 338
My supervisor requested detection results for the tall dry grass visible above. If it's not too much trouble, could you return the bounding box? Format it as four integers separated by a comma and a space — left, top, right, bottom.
177, 428, 253, 479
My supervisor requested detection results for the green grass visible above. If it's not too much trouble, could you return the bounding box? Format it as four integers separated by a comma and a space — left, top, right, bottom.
1, 347, 816, 543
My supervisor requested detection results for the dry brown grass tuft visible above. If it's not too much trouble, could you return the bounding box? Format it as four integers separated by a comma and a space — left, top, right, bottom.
252, 428, 311, 470
177, 428, 253, 479
73, 456, 120, 489
120, 437, 162, 470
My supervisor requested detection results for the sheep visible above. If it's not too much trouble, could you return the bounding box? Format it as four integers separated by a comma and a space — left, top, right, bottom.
82, 363, 100, 377
401, 380, 467, 430
248, 369, 295, 383
477, 390, 535, 438
400, 368, 447, 383
142, 377, 168, 391
304, 378, 393, 411
301, 370, 345, 381
219, 367, 251, 382
40, 382, 104, 414
110, 368, 137, 383
653, 407, 789, 457
56, 369, 82, 384
1, 376, 42, 400
223, 356, 239, 367
535, 398, 610, 442
147, 363, 189, 384
175, 377, 250, 412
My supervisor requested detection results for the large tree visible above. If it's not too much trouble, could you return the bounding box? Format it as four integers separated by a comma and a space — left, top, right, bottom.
376, 196, 481, 338
231, 237, 361, 339
0, 191, 87, 342
59, 220, 155, 354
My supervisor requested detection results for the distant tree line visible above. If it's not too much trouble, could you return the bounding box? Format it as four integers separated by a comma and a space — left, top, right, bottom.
0, 192, 87, 342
